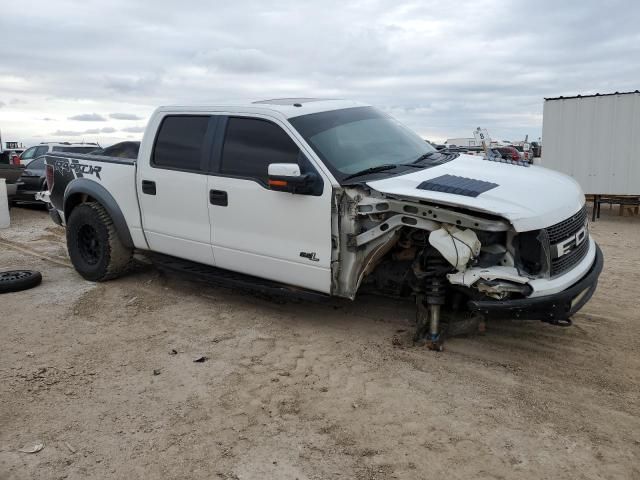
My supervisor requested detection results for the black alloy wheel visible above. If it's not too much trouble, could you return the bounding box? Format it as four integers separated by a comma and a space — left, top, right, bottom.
0, 270, 42, 293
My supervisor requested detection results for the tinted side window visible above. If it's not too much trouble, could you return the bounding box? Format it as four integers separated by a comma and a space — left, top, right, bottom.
152, 116, 209, 171
221, 117, 299, 183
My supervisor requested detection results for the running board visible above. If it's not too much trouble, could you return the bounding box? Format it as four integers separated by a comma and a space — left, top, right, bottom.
144, 252, 331, 303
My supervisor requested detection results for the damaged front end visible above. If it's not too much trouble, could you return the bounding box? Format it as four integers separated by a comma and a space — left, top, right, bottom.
331, 186, 554, 350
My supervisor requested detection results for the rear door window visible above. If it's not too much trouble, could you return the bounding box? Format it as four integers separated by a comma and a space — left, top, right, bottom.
152, 116, 209, 172
220, 117, 300, 184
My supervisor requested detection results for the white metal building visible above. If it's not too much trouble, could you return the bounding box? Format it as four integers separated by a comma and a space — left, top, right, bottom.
444, 137, 478, 147
541, 91, 640, 195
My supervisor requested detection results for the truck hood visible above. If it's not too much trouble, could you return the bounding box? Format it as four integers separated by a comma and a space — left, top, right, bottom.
366, 154, 585, 231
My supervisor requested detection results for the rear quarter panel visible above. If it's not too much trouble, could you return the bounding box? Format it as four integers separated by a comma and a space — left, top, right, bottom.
46, 154, 147, 249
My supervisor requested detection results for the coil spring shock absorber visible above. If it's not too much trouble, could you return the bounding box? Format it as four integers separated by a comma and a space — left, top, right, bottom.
415, 255, 448, 351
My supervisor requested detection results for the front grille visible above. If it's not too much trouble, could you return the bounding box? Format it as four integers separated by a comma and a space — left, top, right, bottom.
545, 206, 590, 277
550, 235, 589, 276
546, 206, 587, 244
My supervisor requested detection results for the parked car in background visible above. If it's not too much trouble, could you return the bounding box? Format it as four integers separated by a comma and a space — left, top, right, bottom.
17, 142, 99, 165
531, 141, 542, 158
1, 149, 25, 196
512, 145, 535, 162
493, 146, 521, 161
0, 164, 24, 197
89, 141, 140, 159
12, 156, 47, 205
15, 145, 48, 166
7, 143, 99, 204
0, 148, 25, 166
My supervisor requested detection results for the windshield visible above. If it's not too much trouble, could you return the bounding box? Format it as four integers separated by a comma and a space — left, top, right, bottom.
289, 106, 436, 181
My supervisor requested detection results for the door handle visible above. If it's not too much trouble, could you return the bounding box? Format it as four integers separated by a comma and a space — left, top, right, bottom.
209, 189, 228, 206
141, 180, 156, 195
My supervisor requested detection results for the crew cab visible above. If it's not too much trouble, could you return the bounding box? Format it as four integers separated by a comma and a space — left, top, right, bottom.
38, 99, 603, 349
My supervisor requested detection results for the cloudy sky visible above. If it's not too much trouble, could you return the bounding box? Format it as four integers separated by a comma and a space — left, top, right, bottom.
1, 0, 638, 147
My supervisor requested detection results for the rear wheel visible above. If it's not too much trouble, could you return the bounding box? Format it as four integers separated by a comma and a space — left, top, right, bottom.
66, 202, 132, 281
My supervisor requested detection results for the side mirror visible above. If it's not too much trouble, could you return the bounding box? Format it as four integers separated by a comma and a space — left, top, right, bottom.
268, 163, 318, 194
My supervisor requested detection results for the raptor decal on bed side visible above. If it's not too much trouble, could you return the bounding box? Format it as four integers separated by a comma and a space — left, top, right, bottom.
53, 158, 102, 179
48, 157, 106, 210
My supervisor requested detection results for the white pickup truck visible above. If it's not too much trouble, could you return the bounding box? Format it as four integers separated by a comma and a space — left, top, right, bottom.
39, 98, 603, 349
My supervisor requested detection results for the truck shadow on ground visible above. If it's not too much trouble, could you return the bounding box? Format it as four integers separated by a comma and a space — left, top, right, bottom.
134, 260, 591, 357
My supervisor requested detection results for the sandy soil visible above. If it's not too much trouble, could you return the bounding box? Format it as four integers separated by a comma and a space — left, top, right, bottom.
0, 206, 638, 480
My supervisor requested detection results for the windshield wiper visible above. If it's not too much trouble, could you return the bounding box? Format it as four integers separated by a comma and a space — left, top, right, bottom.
342, 154, 448, 181
405, 150, 460, 167
409, 151, 441, 164
342, 164, 399, 181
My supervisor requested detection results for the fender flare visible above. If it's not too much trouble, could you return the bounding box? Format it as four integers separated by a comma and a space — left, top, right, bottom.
64, 178, 134, 249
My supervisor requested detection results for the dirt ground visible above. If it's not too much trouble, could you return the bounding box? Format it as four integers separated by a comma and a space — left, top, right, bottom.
0, 205, 638, 480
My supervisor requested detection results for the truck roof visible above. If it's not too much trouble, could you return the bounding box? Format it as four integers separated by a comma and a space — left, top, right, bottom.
155, 98, 369, 119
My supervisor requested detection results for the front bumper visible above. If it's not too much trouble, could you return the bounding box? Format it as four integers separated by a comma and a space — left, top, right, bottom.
468, 244, 604, 322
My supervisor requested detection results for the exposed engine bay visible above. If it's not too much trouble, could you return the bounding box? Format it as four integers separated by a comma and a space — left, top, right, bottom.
331, 186, 565, 350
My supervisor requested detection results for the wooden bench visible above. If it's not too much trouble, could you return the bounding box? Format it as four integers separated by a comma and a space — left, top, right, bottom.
620, 203, 640, 216
589, 195, 640, 221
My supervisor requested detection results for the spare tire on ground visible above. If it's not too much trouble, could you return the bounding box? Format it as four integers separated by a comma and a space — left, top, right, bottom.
0, 270, 42, 293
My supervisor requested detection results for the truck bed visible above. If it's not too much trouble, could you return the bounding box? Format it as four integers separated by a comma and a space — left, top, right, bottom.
45, 151, 137, 165
44, 151, 140, 240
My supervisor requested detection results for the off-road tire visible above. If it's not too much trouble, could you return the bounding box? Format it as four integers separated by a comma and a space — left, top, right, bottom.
0, 270, 42, 293
66, 202, 132, 281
